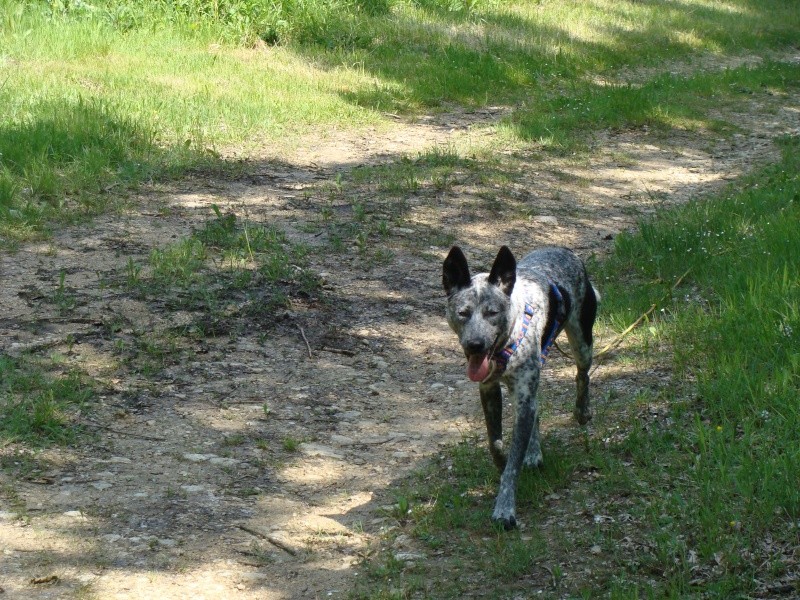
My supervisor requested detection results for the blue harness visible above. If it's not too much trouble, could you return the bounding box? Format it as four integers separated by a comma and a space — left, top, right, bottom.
539, 283, 564, 364
492, 283, 563, 375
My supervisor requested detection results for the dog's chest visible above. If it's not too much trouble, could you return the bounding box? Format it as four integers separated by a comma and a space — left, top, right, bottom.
498, 280, 549, 374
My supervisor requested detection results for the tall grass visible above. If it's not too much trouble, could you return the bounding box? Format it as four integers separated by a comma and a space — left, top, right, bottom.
598, 135, 800, 595
0, 96, 179, 245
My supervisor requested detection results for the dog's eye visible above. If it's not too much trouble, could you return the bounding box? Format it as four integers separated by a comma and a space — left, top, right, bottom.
484, 309, 499, 318
457, 309, 472, 319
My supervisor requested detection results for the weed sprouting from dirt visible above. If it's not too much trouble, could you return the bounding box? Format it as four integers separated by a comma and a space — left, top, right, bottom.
121, 206, 322, 340
0, 355, 93, 446
282, 437, 301, 452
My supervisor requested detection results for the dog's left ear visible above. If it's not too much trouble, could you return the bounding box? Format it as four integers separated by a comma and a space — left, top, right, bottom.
488, 246, 516, 296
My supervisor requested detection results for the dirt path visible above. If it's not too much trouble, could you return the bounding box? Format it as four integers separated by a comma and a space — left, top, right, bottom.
1, 83, 799, 599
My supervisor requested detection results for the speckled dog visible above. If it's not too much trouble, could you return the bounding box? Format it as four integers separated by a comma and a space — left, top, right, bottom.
443, 245, 598, 530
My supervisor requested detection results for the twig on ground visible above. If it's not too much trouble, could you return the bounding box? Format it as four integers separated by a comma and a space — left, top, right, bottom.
297, 325, 312, 358
237, 525, 298, 556
83, 421, 166, 442
593, 268, 691, 362
222, 398, 266, 405
321, 346, 355, 357
594, 302, 658, 360
553, 340, 573, 360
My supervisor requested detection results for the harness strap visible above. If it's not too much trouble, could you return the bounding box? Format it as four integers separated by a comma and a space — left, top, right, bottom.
493, 304, 535, 373
540, 283, 563, 365
492, 283, 564, 375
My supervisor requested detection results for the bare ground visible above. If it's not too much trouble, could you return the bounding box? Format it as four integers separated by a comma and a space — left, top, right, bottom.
1, 83, 799, 599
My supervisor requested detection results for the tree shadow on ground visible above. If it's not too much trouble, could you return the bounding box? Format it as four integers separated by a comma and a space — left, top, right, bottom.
0, 139, 621, 598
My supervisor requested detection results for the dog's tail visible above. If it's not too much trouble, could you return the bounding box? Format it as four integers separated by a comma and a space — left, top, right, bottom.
592, 285, 601, 304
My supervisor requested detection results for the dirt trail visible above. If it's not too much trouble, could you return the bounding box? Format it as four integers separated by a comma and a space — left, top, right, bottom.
1, 84, 799, 599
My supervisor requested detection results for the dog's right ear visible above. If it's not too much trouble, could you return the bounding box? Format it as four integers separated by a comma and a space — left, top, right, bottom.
443, 246, 471, 296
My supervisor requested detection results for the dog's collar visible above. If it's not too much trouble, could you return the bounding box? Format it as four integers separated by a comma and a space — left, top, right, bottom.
491, 283, 563, 377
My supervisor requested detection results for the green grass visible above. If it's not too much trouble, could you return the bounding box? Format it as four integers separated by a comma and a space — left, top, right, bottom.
0, 96, 192, 247
2, 0, 799, 245
282, 436, 301, 452
0, 355, 94, 446
508, 60, 800, 149
122, 206, 320, 338
354, 138, 800, 597
596, 135, 800, 596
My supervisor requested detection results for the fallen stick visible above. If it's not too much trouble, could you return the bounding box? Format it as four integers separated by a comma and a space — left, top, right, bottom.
593, 268, 691, 361
297, 325, 312, 359
237, 525, 298, 556
84, 421, 167, 442
553, 340, 573, 360
594, 303, 658, 359
320, 346, 355, 357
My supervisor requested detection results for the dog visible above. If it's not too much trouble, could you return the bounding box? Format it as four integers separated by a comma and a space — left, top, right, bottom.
442, 245, 598, 529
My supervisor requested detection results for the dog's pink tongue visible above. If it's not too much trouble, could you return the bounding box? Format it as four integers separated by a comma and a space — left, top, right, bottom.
467, 354, 491, 382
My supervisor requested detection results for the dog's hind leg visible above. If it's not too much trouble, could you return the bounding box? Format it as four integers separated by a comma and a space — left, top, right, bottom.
565, 284, 597, 425
480, 382, 506, 471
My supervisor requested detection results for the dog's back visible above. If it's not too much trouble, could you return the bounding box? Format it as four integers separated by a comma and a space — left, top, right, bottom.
518, 247, 589, 297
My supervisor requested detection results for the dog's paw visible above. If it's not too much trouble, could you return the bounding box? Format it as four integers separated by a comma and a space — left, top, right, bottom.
491, 513, 517, 531
491, 501, 517, 530
573, 408, 592, 425
523, 452, 543, 469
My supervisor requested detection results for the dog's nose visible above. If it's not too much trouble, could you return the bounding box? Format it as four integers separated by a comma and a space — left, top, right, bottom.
464, 340, 486, 355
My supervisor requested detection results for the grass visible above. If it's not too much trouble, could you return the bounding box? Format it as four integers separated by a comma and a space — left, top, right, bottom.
282, 437, 301, 453
0, 354, 93, 446
102, 205, 323, 377
2, 0, 799, 245
598, 135, 800, 595
0, 96, 189, 247
121, 205, 320, 339
353, 137, 800, 597
508, 60, 800, 148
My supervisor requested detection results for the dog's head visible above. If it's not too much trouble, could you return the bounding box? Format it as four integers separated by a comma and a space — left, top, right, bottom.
443, 246, 516, 382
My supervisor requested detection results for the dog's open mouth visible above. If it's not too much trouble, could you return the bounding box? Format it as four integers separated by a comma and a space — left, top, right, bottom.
467, 354, 492, 382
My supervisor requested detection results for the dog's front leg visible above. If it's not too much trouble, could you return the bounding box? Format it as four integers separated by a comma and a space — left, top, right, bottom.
524, 410, 543, 468
491, 364, 539, 530
479, 382, 506, 471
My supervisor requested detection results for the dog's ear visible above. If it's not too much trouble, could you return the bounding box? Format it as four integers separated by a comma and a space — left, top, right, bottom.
488, 246, 516, 296
443, 246, 471, 296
